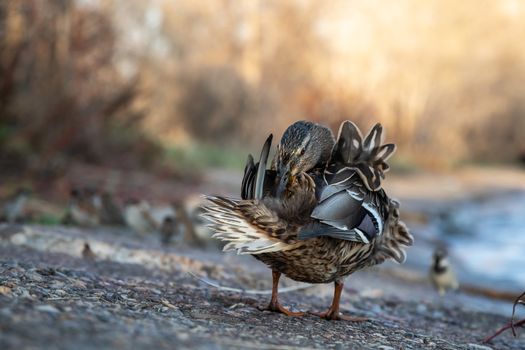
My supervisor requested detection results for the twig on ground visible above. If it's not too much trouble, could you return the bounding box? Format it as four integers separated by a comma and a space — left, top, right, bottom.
187, 271, 314, 295
511, 292, 525, 336
483, 319, 525, 344
483, 291, 525, 343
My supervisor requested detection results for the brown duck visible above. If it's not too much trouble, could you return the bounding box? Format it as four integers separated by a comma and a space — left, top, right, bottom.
203, 120, 413, 321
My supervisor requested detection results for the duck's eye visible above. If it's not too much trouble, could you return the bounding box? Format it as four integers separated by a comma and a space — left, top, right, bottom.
299, 148, 306, 156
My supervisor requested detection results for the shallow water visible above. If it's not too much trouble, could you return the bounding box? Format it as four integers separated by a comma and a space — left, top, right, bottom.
435, 191, 525, 291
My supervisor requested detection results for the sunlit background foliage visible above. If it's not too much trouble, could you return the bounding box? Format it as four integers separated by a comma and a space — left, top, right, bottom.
2, 0, 525, 175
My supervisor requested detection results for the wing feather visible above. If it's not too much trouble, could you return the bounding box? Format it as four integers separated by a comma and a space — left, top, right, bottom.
300, 165, 388, 243
255, 134, 273, 199
202, 196, 300, 254
241, 135, 276, 200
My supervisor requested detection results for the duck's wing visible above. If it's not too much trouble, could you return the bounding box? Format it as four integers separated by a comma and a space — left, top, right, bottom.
298, 168, 388, 244
241, 134, 277, 200
201, 196, 300, 254
298, 121, 395, 243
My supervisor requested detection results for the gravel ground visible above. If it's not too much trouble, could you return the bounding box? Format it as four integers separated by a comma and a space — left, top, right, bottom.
0, 224, 523, 350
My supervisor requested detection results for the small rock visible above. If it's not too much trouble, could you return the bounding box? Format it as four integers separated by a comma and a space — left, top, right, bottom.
36, 268, 56, 276
18, 288, 34, 300
35, 305, 60, 314
10, 233, 27, 245
72, 279, 87, 289
467, 344, 493, 350
378, 346, 395, 350
96, 312, 112, 323
416, 304, 427, 314
360, 288, 384, 298
190, 311, 220, 320
177, 333, 189, 341
370, 304, 383, 314
26, 272, 43, 282
432, 311, 444, 319
372, 333, 387, 339
0, 308, 12, 317
0, 286, 12, 295
50, 282, 65, 289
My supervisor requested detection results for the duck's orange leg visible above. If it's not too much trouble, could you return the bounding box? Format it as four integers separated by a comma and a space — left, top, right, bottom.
310, 280, 368, 321
258, 270, 304, 316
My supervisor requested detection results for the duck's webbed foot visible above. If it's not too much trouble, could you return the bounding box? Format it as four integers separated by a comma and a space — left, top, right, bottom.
258, 302, 305, 317
309, 308, 367, 322
258, 270, 304, 317
310, 280, 368, 322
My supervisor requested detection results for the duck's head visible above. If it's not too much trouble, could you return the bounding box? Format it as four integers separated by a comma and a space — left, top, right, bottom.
275, 121, 334, 196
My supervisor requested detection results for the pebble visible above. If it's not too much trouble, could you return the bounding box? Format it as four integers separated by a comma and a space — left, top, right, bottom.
416, 304, 427, 314
10, 233, 27, 245
72, 279, 87, 289
467, 344, 493, 350
190, 311, 221, 320
377, 346, 395, 350
432, 311, 444, 319
26, 272, 44, 282
50, 282, 65, 289
0, 286, 12, 295
177, 333, 189, 341
0, 308, 12, 317
96, 313, 112, 323
35, 305, 60, 314
18, 288, 34, 299
372, 333, 387, 339
370, 304, 383, 314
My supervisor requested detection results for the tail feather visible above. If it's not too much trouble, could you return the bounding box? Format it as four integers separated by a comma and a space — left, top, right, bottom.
368, 199, 413, 265
332, 121, 396, 191
201, 196, 297, 255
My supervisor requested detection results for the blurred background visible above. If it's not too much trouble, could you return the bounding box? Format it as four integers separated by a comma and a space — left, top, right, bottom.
1, 0, 525, 296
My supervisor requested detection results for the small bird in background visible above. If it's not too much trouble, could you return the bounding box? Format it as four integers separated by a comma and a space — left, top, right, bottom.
0, 188, 31, 223
123, 199, 157, 234
62, 187, 100, 227
82, 242, 96, 260
175, 197, 213, 248
429, 248, 459, 296
159, 215, 180, 245
98, 192, 125, 226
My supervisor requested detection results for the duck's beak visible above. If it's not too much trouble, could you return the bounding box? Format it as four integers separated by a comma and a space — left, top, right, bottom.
276, 163, 292, 197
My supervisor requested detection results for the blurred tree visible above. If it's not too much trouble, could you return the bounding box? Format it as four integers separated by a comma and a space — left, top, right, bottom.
3, 0, 525, 172
177, 66, 257, 143
0, 0, 160, 176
